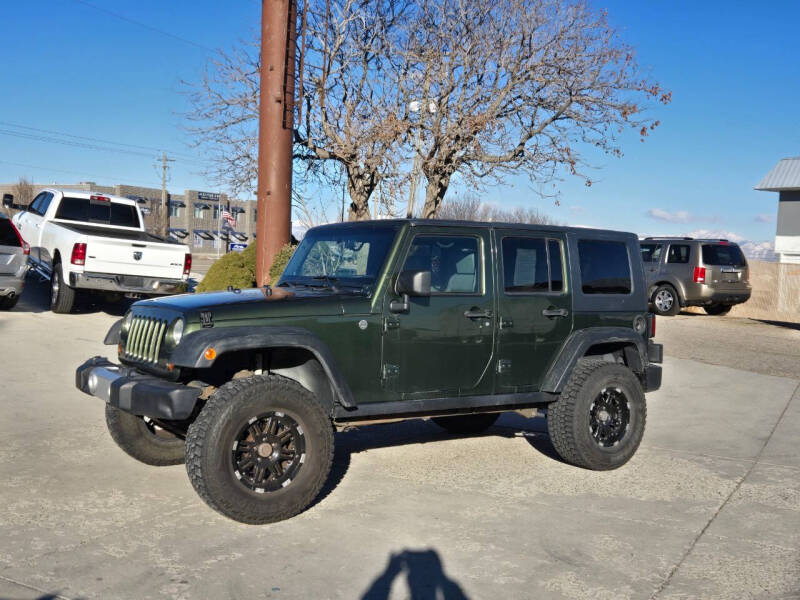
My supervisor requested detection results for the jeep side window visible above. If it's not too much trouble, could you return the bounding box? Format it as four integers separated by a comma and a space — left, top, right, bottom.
667, 244, 690, 264
403, 235, 480, 294
502, 237, 564, 293
578, 239, 632, 294
640, 243, 662, 263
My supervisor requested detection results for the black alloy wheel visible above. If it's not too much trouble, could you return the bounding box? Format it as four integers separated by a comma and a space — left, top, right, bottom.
589, 387, 630, 448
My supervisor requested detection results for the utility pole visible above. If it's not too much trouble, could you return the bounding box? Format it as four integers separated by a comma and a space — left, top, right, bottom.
159, 151, 174, 238
255, 0, 297, 286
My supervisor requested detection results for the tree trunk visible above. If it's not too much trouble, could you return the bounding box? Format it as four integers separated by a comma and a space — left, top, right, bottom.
346, 167, 377, 221
420, 172, 452, 219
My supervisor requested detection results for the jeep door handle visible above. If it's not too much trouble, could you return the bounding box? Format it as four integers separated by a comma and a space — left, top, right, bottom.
542, 307, 569, 318
464, 308, 492, 319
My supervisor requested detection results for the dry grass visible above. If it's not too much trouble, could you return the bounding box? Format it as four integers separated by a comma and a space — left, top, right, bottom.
685, 260, 800, 323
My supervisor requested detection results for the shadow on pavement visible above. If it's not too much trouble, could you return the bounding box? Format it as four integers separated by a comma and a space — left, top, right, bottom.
10, 271, 136, 316
311, 412, 563, 511
754, 318, 800, 331
361, 549, 469, 600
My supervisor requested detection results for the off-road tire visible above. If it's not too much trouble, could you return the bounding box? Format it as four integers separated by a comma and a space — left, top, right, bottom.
105, 405, 185, 466
432, 413, 500, 434
185, 374, 334, 525
651, 284, 680, 316
0, 295, 19, 310
704, 304, 732, 316
50, 261, 76, 314
547, 359, 646, 471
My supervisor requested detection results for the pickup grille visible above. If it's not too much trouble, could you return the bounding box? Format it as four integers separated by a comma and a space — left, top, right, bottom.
123, 315, 168, 364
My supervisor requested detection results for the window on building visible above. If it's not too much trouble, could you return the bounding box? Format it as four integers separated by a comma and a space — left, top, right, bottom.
640, 243, 663, 263
194, 206, 205, 219
667, 244, 690, 264
578, 239, 632, 294
402, 235, 481, 294
193, 233, 204, 248
169, 204, 181, 218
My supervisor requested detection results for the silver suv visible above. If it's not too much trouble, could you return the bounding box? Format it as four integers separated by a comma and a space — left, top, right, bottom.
640, 237, 751, 316
0, 210, 29, 310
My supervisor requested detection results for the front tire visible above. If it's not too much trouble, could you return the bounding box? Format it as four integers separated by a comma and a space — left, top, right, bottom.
651, 284, 680, 316
185, 375, 334, 524
547, 360, 646, 471
704, 304, 732, 316
432, 413, 499, 434
50, 261, 76, 314
105, 405, 185, 466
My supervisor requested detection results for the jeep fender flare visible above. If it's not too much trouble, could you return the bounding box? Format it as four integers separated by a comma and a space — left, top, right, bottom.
541, 327, 648, 393
170, 326, 356, 409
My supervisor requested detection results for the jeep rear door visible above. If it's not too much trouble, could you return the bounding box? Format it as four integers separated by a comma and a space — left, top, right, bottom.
380, 226, 495, 397
494, 230, 572, 392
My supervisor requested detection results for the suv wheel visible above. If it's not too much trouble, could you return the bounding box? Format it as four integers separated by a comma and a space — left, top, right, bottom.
547, 359, 646, 471
0, 295, 19, 310
50, 261, 76, 314
652, 284, 679, 316
704, 304, 732, 316
185, 375, 334, 524
432, 413, 499, 434
105, 405, 185, 466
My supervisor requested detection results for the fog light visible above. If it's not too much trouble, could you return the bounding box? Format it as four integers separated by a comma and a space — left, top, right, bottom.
87, 373, 99, 394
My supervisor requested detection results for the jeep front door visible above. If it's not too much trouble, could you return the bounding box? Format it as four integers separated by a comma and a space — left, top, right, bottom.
381, 228, 495, 397
495, 231, 572, 392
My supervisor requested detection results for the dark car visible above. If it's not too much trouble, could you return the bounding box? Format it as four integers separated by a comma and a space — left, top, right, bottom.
0, 211, 29, 310
77, 219, 662, 524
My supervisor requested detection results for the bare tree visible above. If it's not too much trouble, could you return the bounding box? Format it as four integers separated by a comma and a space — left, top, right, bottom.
12, 177, 35, 209
400, 0, 671, 218
437, 193, 556, 224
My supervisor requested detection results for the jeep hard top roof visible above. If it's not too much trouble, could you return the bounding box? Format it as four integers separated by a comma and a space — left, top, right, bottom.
641, 236, 738, 244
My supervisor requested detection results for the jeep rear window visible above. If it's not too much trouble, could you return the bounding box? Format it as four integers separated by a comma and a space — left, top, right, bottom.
55, 197, 141, 228
501, 237, 564, 293
0, 217, 21, 247
578, 239, 632, 294
702, 244, 746, 267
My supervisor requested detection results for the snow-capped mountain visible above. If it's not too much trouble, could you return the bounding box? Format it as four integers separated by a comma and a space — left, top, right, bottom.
683, 230, 776, 262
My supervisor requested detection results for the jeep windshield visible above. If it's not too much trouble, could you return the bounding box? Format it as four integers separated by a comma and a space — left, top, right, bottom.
279, 224, 400, 292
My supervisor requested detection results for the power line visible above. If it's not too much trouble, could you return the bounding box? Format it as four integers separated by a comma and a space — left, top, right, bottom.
0, 129, 155, 158
71, 0, 214, 52
0, 159, 164, 189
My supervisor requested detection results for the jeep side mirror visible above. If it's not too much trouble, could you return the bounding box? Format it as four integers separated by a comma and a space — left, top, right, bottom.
390, 270, 431, 312
2, 194, 12, 209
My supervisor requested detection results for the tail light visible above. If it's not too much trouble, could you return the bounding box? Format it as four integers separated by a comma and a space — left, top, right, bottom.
650, 314, 656, 337
693, 266, 706, 283
90, 195, 110, 202
183, 253, 192, 276
71, 243, 87, 265
9, 221, 29, 255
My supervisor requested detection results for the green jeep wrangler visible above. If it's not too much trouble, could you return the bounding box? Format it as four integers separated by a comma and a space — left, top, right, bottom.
76, 219, 662, 524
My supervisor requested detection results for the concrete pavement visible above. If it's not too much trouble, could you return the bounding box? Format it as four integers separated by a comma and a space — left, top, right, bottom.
0, 278, 798, 599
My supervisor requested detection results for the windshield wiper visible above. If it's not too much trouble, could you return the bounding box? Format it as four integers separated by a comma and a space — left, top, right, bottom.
310, 275, 340, 291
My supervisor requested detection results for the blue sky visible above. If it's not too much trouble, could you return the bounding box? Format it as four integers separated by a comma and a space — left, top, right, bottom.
1, 0, 798, 244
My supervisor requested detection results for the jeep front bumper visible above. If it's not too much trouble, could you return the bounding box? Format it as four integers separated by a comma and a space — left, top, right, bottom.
75, 356, 200, 420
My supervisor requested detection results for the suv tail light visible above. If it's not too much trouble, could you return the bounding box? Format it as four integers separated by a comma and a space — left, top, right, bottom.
650, 314, 656, 338
183, 253, 192, 276
9, 220, 29, 255
693, 266, 706, 283
71, 242, 87, 265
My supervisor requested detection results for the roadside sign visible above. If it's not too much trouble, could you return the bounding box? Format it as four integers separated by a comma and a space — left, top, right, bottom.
229, 242, 247, 253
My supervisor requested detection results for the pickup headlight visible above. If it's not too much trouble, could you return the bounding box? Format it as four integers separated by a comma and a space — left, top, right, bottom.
170, 318, 185, 345
122, 311, 133, 333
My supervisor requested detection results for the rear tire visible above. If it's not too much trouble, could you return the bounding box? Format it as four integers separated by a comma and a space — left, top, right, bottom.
0, 295, 19, 310
704, 304, 732, 316
651, 284, 680, 316
50, 261, 76, 314
432, 413, 499, 434
105, 405, 185, 466
547, 360, 646, 471
185, 375, 334, 524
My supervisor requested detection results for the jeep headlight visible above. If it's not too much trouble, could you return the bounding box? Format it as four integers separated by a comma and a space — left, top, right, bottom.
171, 318, 185, 345
122, 311, 133, 333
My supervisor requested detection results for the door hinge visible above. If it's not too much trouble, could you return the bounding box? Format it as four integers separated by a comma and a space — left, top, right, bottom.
497, 359, 512, 374
499, 317, 513, 329
382, 363, 400, 379
383, 317, 400, 332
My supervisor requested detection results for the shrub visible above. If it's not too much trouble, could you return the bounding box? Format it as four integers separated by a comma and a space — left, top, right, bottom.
195, 243, 295, 293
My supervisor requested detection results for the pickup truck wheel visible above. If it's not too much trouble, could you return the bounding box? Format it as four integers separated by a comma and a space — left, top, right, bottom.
651, 284, 679, 316
50, 262, 76, 314
105, 405, 185, 466
704, 304, 732, 316
185, 375, 334, 524
546, 360, 646, 471
0, 295, 19, 310
432, 413, 499, 434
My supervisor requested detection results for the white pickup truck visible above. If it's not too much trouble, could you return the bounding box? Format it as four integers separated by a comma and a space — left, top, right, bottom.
7, 188, 191, 313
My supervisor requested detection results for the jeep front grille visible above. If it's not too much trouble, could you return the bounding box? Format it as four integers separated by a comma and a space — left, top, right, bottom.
123, 315, 168, 364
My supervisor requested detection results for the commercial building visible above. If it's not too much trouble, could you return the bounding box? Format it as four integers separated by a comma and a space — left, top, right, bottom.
0, 181, 257, 256
755, 157, 800, 264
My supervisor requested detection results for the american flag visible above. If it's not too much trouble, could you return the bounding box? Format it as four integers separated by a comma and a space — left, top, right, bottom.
221, 209, 236, 228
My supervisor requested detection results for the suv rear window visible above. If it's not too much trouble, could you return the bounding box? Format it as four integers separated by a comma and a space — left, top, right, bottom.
702, 243, 746, 267
640, 243, 662, 263
0, 217, 21, 247
578, 239, 632, 294
55, 197, 141, 228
